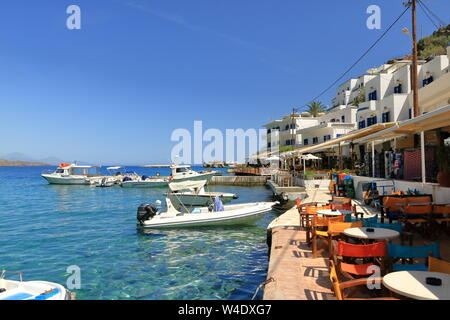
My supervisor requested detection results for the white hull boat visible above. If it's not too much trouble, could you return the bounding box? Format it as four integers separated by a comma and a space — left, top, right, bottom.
41, 163, 101, 185
166, 180, 238, 208
121, 178, 169, 188
0, 271, 70, 300
137, 198, 276, 228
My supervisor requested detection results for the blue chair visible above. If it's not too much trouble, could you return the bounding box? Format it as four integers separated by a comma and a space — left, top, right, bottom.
387, 242, 440, 271
366, 222, 403, 233
345, 215, 378, 226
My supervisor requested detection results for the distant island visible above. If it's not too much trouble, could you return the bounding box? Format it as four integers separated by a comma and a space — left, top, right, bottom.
0, 159, 51, 167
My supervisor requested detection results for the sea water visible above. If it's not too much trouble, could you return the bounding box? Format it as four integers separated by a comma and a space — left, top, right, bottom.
0, 166, 277, 300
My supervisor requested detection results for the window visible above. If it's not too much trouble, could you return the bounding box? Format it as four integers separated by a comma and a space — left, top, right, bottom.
303, 139, 309, 146
267, 142, 271, 148
367, 116, 377, 127
394, 83, 402, 94
323, 135, 331, 141
336, 134, 343, 138
341, 115, 345, 122
285, 125, 289, 131
267, 129, 271, 134
368, 90, 377, 101
313, 137, 318, 144
408, 108, 412, 119
423, 76, 434, 87
358, 120, 366, 129
382, 112, 390, 123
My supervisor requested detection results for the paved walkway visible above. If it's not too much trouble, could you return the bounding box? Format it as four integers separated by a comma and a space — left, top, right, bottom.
264, 190, 387, 300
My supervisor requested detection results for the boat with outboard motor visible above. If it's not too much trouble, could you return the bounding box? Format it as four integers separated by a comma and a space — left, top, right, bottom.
166, 180, 238, 208
41, 163, 101, 185
136, 197, 277, 228
0, 270, 70, 300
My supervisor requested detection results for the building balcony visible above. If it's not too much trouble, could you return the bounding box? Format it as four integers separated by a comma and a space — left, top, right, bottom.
357, 100, 377, 113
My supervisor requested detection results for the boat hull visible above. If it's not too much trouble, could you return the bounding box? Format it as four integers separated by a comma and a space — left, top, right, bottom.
139, 202, 275, 228
0, 280, 70, 300
168, 194, 235, 207
121, 180, 169, 188
41, 174, 89, 185
172, 172, 215, 184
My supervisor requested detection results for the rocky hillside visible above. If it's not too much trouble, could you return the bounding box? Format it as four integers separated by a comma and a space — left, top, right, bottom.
0, 159, 50, 166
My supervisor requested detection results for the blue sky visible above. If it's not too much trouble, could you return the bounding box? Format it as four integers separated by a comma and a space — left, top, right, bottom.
1, 0, 449, 165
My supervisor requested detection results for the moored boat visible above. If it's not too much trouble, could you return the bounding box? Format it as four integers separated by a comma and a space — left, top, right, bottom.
136, 198, 277, 228
41, 163, 101, 185
0, 270, 70, 300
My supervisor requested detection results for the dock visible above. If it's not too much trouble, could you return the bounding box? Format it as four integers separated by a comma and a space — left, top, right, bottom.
210, 175, 269, 186
266, 179, 306, 201
263, 190, 378, 300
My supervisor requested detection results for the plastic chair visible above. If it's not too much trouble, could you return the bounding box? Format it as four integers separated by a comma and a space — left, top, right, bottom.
387, 242, 440, 272
400, 204, 433, 238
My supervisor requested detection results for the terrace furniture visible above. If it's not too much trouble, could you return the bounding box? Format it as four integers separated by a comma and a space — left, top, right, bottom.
317, 209, 353, 217
345, 215, 378, 226
331, 197, 352, 204
399, 204, 433, 238
383, 271, 450, 300
333, 241, 387, 281
330, 202, 353, 211
428, 257, 450, 274
312, 220, 362, 258
362, 222, 413, 246
430, 204, 450, 237
311, 215, 345, 257
387, 242, 440, 272
344, 227, 400, 244
379, 195, 432, 223
329, 260, 397, 300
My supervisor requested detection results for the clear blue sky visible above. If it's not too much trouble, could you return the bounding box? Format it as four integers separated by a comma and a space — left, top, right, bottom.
1, 0, 448, 165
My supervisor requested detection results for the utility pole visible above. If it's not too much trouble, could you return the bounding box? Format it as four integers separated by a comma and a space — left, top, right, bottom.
407, 0, 420, 118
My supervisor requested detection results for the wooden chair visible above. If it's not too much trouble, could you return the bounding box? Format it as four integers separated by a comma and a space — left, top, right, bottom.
387, 242, 440, 272
399, 204, 433, 238
431, 205, 450, 237
329, 260, 398, 300
331, 197, 352, 204
312, 218, 360, 258
428, 256, 450, 274
333, 241, 387, 281
331, 202, 352, 211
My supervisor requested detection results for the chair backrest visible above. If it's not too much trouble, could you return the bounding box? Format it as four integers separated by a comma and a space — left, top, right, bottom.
328, 221, 363, 234
407, 196, 432, 204
329, 260, 344, 300
313, 215, 345, 227
369, 222, 403, 232
331, 203, 352, 211
403, 204, 432, 215
337, 241, 387, 258
428, 257, 450, 274
305, 206, 319, 214
388, 242, 440, 259
383, 197, 405, 212
320, 204, 331, 210
433, 205, 450, 214
296, 198, 302, 209
345, 215, 378, 226
332, 197, 352, 204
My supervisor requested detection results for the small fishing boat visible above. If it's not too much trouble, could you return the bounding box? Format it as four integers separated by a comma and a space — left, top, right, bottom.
136, 198, 277, 228
121, 175, 170, 188
166, 180, 238, 208
0, 270, 70, 300
41, 163, 101, 185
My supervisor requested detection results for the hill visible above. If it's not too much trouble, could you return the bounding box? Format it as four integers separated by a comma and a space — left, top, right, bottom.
0, 159, 50, 166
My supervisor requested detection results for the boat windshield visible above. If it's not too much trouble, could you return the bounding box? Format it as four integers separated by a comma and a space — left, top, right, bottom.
176, 167, 189, 173
55, 169, 65, 173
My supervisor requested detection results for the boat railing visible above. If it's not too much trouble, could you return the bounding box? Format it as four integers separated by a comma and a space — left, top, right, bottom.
1, 270, 23, 282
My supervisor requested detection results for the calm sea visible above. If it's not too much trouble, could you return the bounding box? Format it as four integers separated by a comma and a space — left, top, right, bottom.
0, 166, 277, 300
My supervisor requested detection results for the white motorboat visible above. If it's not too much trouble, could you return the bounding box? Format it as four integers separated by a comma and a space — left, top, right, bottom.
136, 198, 277, 228
166, 180, 238, 208
170, 165, 217, 183
121, 175, 169, 188
0, 270, 70, 300
41, 163, 101, 185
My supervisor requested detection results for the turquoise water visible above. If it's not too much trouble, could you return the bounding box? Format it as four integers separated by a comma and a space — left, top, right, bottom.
0, 166, 276, 300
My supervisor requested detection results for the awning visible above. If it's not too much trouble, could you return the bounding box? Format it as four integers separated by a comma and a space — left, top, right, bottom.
300, 154, 321, 160
353, 104, 450, 144
168, 180, 207, 192
282, 122, 397, 157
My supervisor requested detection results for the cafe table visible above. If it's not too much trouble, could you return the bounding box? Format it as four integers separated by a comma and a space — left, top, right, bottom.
316, 209, 352, 217
343, 227, 400, 243
383, 271, 450, 300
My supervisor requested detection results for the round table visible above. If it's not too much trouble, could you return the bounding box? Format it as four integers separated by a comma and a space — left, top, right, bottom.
344, 227, 400, 241
317, 209, 352, 217
383, 271, 450, 300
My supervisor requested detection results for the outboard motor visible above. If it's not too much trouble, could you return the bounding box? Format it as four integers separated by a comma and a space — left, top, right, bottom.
137, 203, 157, 225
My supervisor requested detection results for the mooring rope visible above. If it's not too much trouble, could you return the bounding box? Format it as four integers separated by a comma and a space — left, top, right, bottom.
251, 277, 275, 300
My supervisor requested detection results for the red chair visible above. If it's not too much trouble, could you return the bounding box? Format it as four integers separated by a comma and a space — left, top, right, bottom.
331, 202, 352, 211
334, 241, 387, 281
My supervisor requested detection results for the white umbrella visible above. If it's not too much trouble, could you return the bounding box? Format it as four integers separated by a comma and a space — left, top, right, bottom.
266, 156, 280, 161
300, 154, 321, 176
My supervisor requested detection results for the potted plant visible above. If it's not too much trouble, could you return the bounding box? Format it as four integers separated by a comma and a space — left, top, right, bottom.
436, 145, 450, 187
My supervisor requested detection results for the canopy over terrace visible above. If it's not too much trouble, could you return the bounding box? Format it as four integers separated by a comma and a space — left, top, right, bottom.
352, 104, 450, 182
280, 122, 397, 160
